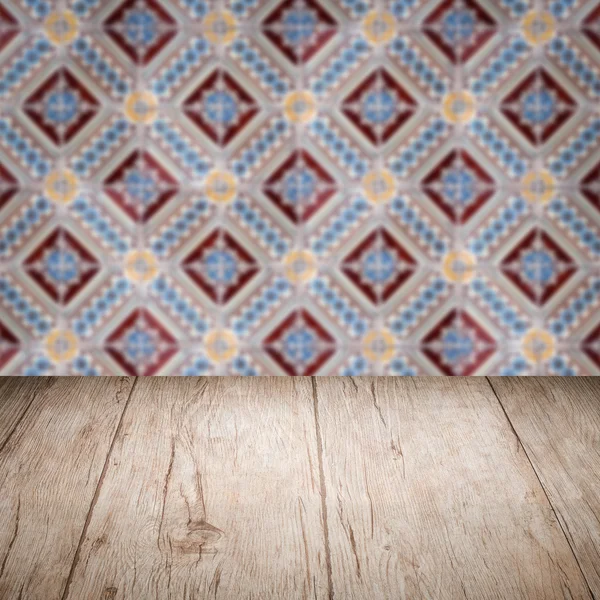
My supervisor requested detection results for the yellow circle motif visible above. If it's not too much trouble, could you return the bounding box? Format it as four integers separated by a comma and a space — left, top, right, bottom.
283, 250, 317, 283
205, 170, 237, 203
125, 250, 158, 282
522, 11, 556, 46
443, 251, 476, 283
522, 329, 555, 364
362, 330, 396, 363
203, 11, 238, 45
284, 91, 317, 124
205, 330, 238, 363
442, 91, 476, 124
125, 91, 159, 124
363, 11, 396, 45
362, 169, 396, 204
44, 170, 79, 204
44, 11, 78, 45
46, 330, 78, 363
521, 171, 556, 205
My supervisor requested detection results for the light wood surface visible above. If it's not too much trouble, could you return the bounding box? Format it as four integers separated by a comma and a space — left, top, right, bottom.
0, 377, 134, 600
0, 376, 598, 600
0, 378, 52, 450
314, 377, 592, 600
489, 377, 600, 598
62, 377, 328, 600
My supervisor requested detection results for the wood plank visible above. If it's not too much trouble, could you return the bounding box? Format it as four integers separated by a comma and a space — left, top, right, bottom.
314, 377, 592, 600
0, 378, 53, 450
489, 376, 600, 598
63, 377, 328, 600
0, 376, 135, 600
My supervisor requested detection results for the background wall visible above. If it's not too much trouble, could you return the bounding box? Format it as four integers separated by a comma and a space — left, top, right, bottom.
0, 0, 599, 375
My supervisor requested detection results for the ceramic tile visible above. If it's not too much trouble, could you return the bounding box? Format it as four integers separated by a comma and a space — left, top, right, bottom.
0, 0, 599, 374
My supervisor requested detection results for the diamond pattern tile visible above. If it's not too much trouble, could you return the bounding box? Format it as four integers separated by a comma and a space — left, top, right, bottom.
0, 0, 599, 375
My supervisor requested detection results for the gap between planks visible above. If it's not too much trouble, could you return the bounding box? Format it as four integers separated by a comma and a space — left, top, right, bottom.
311, 376, 334, 600
58, 376, 332, 600
60, 376, 139, 600
314, 377, 593, 599
3, 376, 594, 600
0, 377, 137, 600
485, 376, 597, 600
59, 377, 328, 598
0, 378, 51, 455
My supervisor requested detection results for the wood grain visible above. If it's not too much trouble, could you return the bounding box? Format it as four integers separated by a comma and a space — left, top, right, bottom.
0, 377, 54, 450
314, 377, 592, 600
489, 376, 600, 598
63, 377, 328, 600
0, 377, 134, 600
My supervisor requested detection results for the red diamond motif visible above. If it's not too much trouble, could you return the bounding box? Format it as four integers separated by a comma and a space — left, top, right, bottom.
500, 68, 576, 147
183, 69, 260, 147
0, 161, 19, 211
0, 320, 19, 370
0, 5, 19, 54
341, 227, 416, 305
262, 0, 337, 65
104, 150, 179, 223
105, 308, 177, 375
579, 160, 600, 214
582, 4, 600, 52
182, 228, 260, 305
501, 228, 577, 306
423, 0, 497, 64
421, 149, 495, 223
104, 0, 177, 65
263, 150, 337, 223
24, 227, 100, 305
23, 68, 100, 147
582, 322, 600, 370
341, 68, 417, 147
263, 309, 335, 375
422, 309, 496, 375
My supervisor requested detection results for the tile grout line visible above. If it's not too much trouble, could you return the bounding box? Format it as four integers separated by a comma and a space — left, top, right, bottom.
311, 376, 334, 600
485, 376, 597, 600
60, 376, 139, 600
